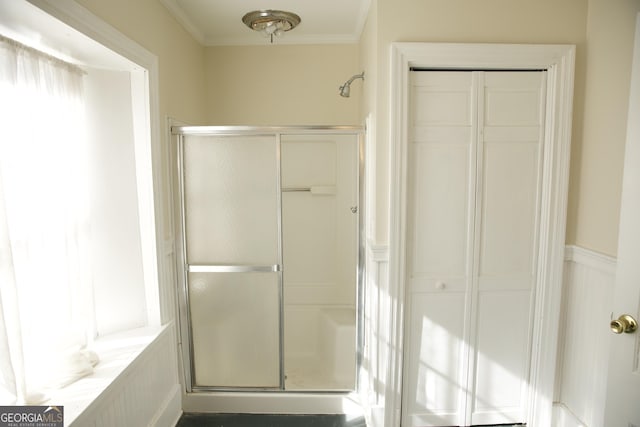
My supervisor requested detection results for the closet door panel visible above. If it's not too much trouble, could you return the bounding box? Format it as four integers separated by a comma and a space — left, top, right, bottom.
471, 290, 532, 424
478, 71, 544, 281
411, 141, 471, 281
472, 71, 545, 424
404, 292, 467, 427
412, 72, 472, 126
404, 71, 475, 426
478, 140, 540, 280
408, 71, 475, 287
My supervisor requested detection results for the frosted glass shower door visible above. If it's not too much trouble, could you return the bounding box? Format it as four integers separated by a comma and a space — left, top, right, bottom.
181, 134, 281, 389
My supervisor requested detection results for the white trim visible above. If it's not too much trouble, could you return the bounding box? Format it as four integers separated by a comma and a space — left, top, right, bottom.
204, 33, 363, 47
365, 113, 377, 243
27, 0, 166, 326
553, 403, 588, 427
158, 0, 206, 45
150, 384, 183, 427
367, 240, 389, 263
27, 0, 158, 69
564, 245, 617, 275
353, 0, 373, 47
387, 42, 575, 427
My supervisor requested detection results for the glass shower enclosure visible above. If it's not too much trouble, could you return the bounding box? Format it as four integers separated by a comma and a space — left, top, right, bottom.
172, 126, 363, 392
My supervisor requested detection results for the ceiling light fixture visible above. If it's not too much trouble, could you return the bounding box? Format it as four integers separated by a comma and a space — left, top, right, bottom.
242, 10, 301, 44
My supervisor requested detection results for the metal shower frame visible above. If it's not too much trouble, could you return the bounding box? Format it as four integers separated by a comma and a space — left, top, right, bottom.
171, 125, 366, 394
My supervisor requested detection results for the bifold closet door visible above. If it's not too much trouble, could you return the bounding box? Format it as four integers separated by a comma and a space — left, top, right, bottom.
404, 71, 477, 427
181, 134, 281, 389
471, 71, 544, 425
403, 70, 545, 426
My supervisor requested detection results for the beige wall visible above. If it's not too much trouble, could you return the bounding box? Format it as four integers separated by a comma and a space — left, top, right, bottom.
364, 0, 589, 244
364, 0, 640, 256
76, 0, 206, 124
359, 0, 378, 124
204, 44, 361, 125
567, 0, 640, 256
358, 0, 379, 240
75, 0, 207, 238
77, 0, 640, 256
76, 0, 206, 125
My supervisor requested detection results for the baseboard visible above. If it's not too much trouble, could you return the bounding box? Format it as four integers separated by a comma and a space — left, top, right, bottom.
152, 384, 182, 427
552, 403, 588, 427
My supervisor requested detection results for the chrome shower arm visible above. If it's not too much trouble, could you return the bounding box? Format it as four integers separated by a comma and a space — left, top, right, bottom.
339, 71, 365, 97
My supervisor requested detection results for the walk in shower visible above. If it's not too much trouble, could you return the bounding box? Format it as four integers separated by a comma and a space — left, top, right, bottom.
172, 126, 363, 402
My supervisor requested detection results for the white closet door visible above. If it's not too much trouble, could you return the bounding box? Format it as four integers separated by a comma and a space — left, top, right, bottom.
404, 71, 477, 427
471, 71, 545, 425
403, 70, 546, 426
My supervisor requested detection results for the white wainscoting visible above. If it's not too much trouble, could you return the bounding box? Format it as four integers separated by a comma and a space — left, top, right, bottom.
43, 237, 182, 427
554, 245, 616, 427
363, 243, 616, 427
67, 324, 182, 427
359, 241, 390, 427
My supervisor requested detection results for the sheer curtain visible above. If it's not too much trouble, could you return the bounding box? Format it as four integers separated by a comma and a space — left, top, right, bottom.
0, 36, 95, 405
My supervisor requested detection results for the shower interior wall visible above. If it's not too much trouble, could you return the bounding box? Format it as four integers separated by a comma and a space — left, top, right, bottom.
281, 133, 359, 390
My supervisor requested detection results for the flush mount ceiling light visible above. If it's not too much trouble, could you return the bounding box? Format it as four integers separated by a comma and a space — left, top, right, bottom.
242, 10, 301, 43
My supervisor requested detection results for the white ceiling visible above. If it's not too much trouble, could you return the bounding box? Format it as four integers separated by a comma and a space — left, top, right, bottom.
159, 0, 372, 46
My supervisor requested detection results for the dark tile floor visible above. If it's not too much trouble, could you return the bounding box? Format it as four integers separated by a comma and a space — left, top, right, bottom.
176, 413, 367, 427
176, 413, 525, 427
176, 413, 526, 427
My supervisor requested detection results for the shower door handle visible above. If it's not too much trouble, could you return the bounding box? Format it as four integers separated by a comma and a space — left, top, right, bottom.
188, 264, 281, 273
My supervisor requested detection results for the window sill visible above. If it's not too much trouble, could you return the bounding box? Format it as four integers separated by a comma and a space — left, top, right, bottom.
43, 324, 168, 426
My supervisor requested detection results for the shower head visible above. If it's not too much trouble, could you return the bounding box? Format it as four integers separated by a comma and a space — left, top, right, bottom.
339, 83, 351, 98
339, 72, 365, 98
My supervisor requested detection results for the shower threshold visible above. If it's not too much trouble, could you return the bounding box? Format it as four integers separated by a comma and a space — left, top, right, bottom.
285, 355, 355, 391
182, 391, 365, 416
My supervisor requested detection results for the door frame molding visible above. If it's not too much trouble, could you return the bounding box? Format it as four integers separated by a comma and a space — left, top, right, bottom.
387, 43, 575, 427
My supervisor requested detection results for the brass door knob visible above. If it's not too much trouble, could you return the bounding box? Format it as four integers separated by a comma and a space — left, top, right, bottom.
610, 314, 638, 334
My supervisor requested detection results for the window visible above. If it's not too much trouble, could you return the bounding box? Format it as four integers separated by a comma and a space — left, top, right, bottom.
0, 32, 159, 405
0, 37, 92, 403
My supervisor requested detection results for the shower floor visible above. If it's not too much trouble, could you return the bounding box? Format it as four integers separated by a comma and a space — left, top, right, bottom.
284, 355, 354, 391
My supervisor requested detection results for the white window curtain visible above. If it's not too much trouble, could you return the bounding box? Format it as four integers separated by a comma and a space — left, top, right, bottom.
0, 36, 96, 405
